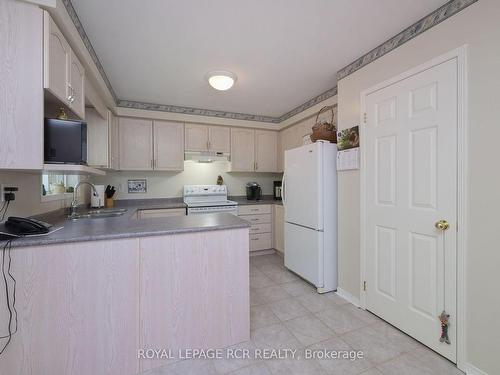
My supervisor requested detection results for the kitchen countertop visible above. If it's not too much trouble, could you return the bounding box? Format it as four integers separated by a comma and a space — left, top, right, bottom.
0, 196, 283, 248
229, 195, 283, 206
0, 201, 249, 248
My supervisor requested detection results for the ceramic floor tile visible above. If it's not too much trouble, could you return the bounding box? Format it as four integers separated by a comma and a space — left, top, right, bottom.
166, 359, 219, 375
280, 280, 315, 297
265, 357, 327, 375
251, 305, 280, 329
315, 306, 368, 334
251, 323, 302, 350
250, 273, 276, 289
340, 304, 383, 325
284, 315, 336, 346
377, 353, 440, 375
228, 362, 271, 375
257, 263, 285, 275
341, 325, 403, 364
306, 336, 374, 375
326, 292, 350, 306
268, 298, 309, 321
407, 347, 464, 375
370, 321, 425, 353
250, 266, 265, 277
359, 369, 384, 375
213, 341, 258, 374
264, 269, 300, 284
294, 292, 340, 313
251, 285, 291, 305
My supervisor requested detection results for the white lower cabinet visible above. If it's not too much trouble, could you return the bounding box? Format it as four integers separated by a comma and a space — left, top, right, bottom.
273, 204, 284, 253
239, 204, 273, 251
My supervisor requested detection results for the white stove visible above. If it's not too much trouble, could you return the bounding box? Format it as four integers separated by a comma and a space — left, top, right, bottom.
183, 185, 238, 215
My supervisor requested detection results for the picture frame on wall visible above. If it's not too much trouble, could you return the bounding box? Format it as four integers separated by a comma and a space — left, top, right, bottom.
128, 179, 147, 193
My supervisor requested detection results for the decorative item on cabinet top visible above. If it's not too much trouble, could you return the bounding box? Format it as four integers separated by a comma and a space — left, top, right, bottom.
310, 106, 337, 143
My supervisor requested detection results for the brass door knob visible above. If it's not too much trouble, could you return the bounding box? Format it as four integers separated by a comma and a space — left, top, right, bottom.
435, 220, 450, 231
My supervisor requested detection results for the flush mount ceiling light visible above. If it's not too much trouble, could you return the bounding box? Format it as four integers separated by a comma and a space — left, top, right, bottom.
206, 71, 237, 91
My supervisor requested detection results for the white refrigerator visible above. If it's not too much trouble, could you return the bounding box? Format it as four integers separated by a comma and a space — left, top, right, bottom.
283, 141, 338, 293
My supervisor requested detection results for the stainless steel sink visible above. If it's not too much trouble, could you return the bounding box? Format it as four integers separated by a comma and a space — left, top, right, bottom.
68, 208, 127, 220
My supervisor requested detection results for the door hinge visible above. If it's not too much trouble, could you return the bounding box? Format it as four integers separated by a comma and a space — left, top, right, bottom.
363, 281, 367, 291
363, 113, 367, 124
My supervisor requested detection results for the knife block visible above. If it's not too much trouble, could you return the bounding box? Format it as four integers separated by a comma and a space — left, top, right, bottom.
105, 197, 114, 208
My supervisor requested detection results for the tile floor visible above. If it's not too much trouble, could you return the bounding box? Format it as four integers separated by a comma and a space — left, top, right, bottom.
141, 252, 463, 375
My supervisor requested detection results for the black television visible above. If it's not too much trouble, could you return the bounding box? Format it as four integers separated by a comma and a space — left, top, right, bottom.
44, 118, 87, 164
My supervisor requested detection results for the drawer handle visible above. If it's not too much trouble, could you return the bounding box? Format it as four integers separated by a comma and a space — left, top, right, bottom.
251, 208, 259, 211
251, 238, 259, 241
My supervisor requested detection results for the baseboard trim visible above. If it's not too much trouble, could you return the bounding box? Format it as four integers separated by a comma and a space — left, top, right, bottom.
249, 249, 276, 257
464, 363, 488, 375
336, 287, 361, 307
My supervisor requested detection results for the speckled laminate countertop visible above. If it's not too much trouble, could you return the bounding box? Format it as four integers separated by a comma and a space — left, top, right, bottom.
0, 199, 249, 248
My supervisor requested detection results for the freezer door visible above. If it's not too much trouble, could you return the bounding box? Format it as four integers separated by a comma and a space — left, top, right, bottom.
283, 143, 323, 230
284, 222, 323, 287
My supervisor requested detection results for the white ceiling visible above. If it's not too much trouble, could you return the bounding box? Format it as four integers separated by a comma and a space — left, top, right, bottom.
72, 0, 448, 117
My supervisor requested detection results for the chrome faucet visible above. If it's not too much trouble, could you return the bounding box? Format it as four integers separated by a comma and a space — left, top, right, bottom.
70, 181, 98, 217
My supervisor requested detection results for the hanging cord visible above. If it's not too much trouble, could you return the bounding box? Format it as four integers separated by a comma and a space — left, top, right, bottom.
0, 200, 10, 222
0, 238, 17, 355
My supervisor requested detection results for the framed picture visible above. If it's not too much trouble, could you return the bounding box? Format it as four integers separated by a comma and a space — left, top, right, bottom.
337, 125, 360, 151
128, 179, 147, 193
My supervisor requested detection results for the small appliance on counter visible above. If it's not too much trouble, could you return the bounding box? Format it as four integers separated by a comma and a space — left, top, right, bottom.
273, 181, 282, 200
246, 182, 262, 201
91, 185, 106, 208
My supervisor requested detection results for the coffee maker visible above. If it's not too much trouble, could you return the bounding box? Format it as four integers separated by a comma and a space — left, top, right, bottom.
273, 181, 282, 200
246, 182, 262, 200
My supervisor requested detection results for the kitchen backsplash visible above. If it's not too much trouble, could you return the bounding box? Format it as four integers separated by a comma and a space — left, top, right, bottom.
92, 161, 282, 199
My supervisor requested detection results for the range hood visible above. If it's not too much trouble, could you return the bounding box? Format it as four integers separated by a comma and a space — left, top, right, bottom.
184, 151, 230, 163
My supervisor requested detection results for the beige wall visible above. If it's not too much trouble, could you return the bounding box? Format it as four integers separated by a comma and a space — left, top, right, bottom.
92, 161, 282, 200
0, 172, 73, 217
337, 1, 499, 373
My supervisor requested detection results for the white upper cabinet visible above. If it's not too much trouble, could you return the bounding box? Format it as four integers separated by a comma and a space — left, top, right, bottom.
119, 118, 153, 170
117, 118, 184, 171
43, 11, 85, 119
0, 0, 44, 170
44, 12, 69, 106
255, 130, 277, 172
154, 120, 184, 171
87, 108, 111, 168
69, 50, 85, 119
230, 128, 255, 172
230, 128, 278, 172
185, 124, 230, 153
109, 113, 120, 170
208, 126, 231, 153
185, 124, 209, 151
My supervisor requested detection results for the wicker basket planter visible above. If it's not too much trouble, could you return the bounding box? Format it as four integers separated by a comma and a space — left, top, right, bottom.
310, 105, 337, 143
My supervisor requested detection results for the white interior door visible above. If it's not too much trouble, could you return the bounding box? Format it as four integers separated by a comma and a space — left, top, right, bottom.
364, 58, 457, 361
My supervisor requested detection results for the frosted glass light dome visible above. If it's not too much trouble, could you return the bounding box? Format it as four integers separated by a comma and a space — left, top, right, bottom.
206, 71, 237, 91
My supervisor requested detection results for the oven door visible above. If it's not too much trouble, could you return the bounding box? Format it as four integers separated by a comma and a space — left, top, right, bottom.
187, 206, 238, 215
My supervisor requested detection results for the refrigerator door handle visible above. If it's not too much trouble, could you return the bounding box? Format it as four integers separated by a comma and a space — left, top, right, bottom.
281, 173, 286, 208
